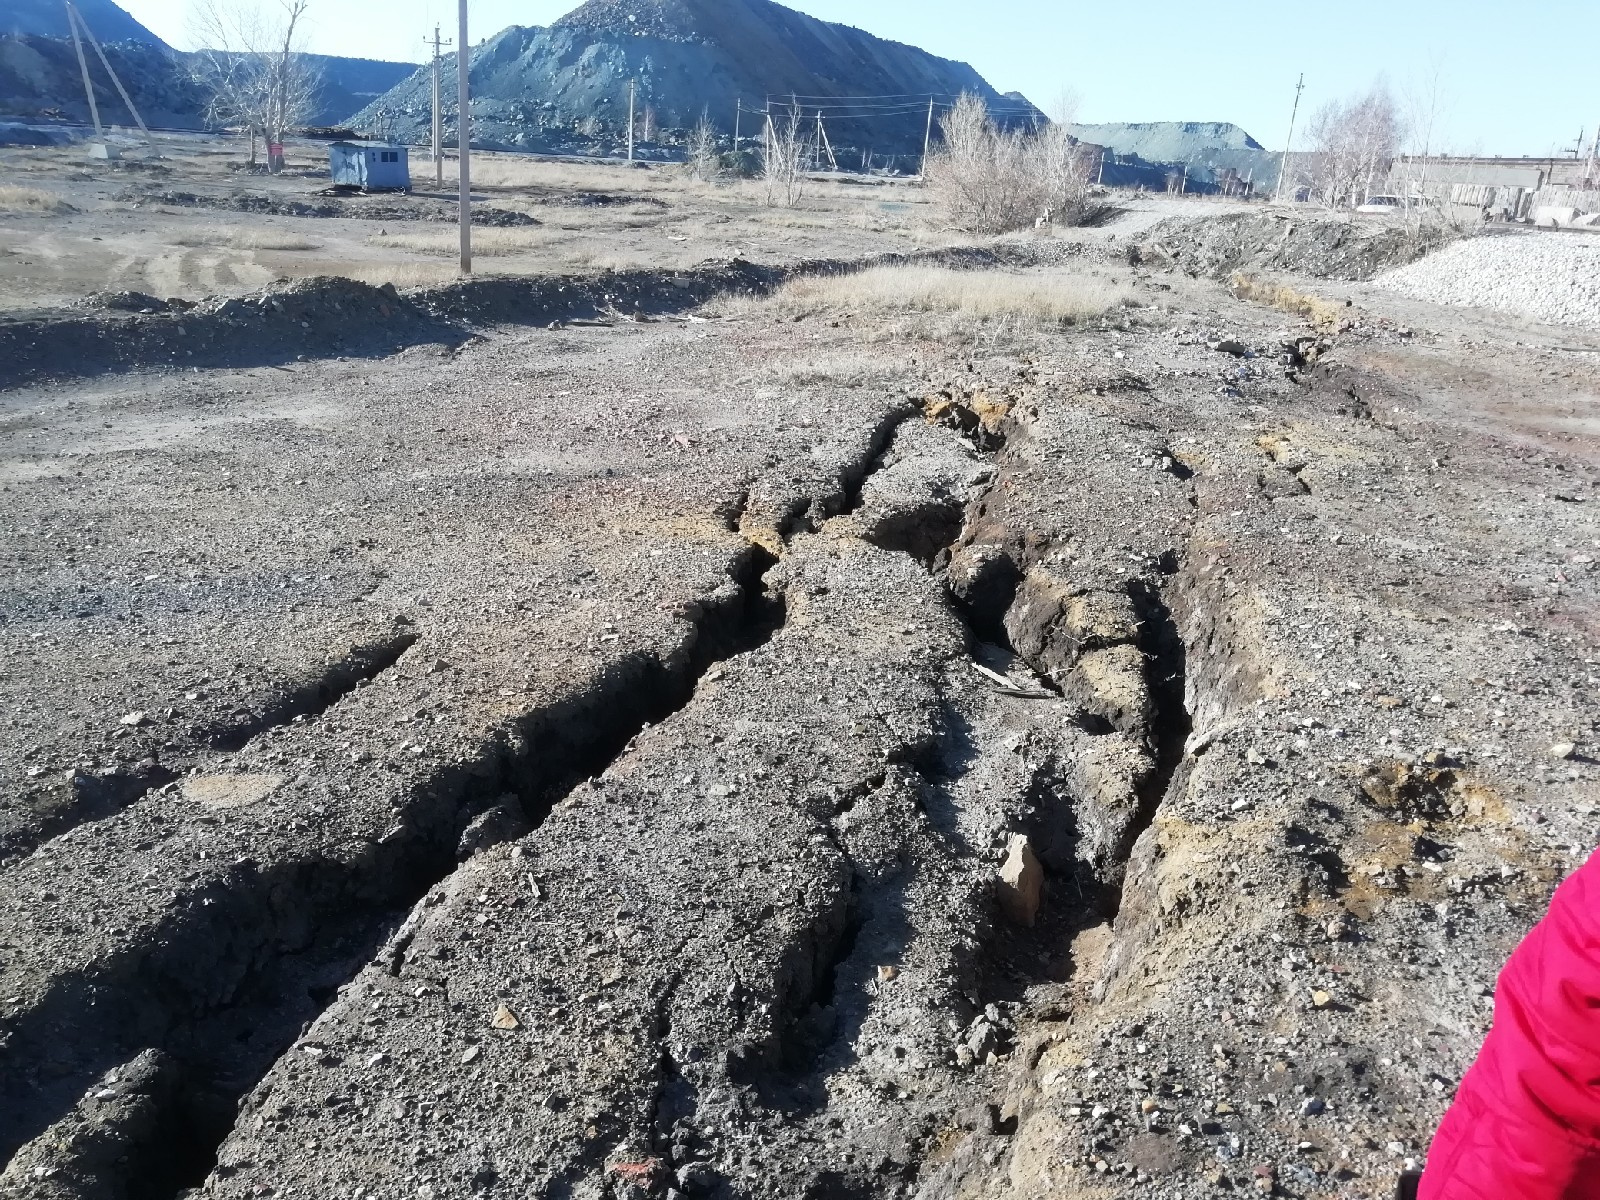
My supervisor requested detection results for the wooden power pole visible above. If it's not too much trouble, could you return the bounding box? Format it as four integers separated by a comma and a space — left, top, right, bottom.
457, 0, 470, 274
426, 23, 451, 188
1273, 73, 1305, 203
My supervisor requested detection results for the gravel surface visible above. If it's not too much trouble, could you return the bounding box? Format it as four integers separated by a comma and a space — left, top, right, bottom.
1373, 230, 1600, 329
1, 245, 1599, 1200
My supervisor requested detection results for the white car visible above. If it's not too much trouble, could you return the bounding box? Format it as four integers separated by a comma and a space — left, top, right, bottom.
1355, 194, 1434, 215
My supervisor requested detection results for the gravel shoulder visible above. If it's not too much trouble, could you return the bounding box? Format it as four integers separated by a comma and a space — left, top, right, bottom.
1371, 228, 1600, 330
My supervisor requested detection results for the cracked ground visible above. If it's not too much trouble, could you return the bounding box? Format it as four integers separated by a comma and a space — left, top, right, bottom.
1, 243, 1599, 1200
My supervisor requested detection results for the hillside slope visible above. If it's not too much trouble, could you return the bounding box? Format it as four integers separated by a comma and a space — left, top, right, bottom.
2, 0, 165, 44
0, 36, 416, 129
353, 0, 1041, 160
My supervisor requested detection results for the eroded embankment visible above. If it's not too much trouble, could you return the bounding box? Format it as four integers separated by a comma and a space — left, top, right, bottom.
0, 241, 1083, 391
1133, 210, 1457, 281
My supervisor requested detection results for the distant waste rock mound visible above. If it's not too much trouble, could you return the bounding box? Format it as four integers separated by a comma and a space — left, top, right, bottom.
0, 0, 416, 132
1067, 120, 1282, 195
2, 0, 163, 44
352, 0, 1042, 164
0, 34, 203, 128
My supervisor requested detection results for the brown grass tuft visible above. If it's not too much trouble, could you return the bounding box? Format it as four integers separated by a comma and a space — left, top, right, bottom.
0, 185, 74, 214
1230, 273, 1346, 330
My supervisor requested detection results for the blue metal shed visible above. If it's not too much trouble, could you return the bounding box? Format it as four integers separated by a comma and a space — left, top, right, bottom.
328, 141, 410, 191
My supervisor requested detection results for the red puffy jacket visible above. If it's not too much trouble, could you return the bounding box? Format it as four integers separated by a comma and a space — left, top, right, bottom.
1421, 851, 1600, 1198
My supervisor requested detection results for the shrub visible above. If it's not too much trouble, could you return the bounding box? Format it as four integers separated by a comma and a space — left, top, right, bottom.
925, 93, 1096, 234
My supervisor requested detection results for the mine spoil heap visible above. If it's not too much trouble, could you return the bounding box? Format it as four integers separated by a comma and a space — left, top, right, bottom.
352, 0, 1039, 156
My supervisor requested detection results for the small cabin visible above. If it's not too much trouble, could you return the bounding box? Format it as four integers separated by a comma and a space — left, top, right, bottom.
328, 141, 410, 192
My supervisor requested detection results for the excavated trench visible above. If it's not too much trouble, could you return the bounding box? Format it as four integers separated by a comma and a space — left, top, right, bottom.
4, 376, 1201, 1199
0, 543, 791, 1198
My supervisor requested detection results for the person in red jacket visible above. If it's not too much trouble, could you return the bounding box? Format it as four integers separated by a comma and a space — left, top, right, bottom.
1419, 851, 1600, 1198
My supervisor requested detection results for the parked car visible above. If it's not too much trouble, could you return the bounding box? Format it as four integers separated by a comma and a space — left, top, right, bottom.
1355, 194, 1435, 215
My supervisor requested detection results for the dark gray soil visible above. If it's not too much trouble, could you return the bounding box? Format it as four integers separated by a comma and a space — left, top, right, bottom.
1, 234, 1598, 1200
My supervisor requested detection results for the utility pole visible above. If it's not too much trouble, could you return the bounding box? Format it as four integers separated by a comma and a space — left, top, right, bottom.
816, 110, 836, 171
66, 2, 152, 146
733, 99, 740, 150
457, 0, 470, 274
64, 0, 102, 140
1273, 73, 1304, 203
425, 24, 451, 188
627, 79, 635, 163
920, 96, 934, 177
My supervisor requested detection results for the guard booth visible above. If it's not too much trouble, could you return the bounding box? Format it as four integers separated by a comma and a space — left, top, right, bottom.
328, 141, 411, 192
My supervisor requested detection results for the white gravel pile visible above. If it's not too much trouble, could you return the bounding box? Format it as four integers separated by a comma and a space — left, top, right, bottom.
1372, 231, 1600, 329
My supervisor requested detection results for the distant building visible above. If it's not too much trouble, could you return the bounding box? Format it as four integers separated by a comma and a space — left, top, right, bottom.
1384, 154, 1599, 220
328, 141, 410, 191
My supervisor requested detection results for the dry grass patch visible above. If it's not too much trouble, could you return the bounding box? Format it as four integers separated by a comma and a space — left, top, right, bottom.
366, 226, 563, 257
776, 265, 1120, 327
1230, 273, 1346, 331
169, 227, 322, 251
332, 261, 467, 289
0, 185, 74, 214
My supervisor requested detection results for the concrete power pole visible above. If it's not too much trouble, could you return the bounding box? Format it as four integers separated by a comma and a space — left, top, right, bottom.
426, 24, 451, 188
627, 79, 636, 163
920, 96, 935, 178
66, 2, 152, 146
457, 0, 471, 274
64, 0, 102, 140
1273, 73, 1305, 203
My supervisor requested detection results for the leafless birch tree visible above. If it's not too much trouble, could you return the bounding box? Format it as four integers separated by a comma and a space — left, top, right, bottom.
188, 0, 319, 173
761, 104, 805, 207
1305, 82, 1404, 208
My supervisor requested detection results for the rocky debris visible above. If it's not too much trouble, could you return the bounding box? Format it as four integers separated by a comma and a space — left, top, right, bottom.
1371, 230, 1600, 329
1135, 211, 1456, 280
998, 834, 1043, 926
0, 260, 786, 388
0, 1050, 180, 1200
917, 290, 1597, 1199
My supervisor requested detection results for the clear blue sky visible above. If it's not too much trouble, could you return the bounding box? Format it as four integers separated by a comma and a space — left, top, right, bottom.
117, 0, 1598, 157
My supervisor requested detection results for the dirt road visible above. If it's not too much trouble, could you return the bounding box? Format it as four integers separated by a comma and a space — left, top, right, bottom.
1, 234, 1598, 1200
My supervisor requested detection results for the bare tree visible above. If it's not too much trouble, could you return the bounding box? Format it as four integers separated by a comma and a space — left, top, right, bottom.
1305, 82, 1404, 209
924, 92, 1096, 234
188, 0, 320, 173
639, 105, 658, 144
761, 104, 805, 207
685, 108, 719, 181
